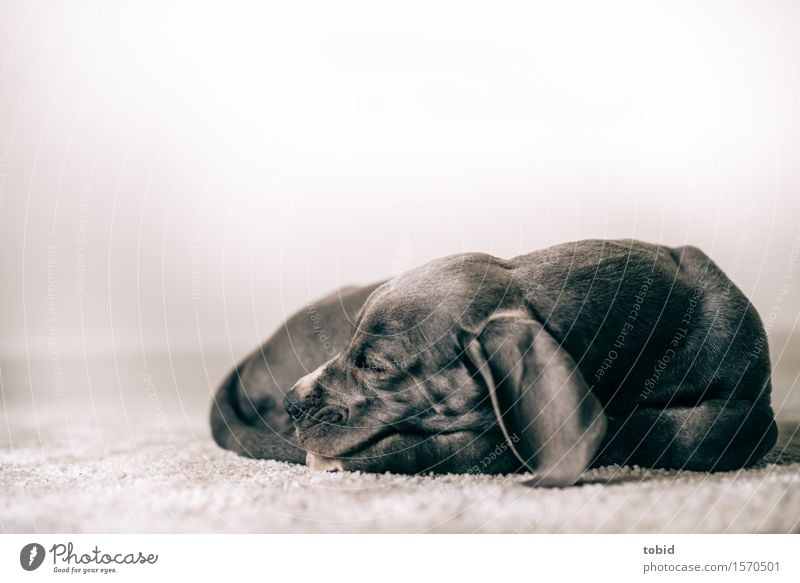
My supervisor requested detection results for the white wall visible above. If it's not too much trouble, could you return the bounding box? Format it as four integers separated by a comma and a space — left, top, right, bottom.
1, 0, 799, 359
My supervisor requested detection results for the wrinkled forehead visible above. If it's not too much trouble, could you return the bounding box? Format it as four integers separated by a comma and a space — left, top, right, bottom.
353, 288, 445, 345
356, 278, 458, 336
353, 255, 514, 342
349, 294, 457, 367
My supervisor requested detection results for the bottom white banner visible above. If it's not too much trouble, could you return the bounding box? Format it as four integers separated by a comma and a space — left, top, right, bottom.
0, 535, 796, 582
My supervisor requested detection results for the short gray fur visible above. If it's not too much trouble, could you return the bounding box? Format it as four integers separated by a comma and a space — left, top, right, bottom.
210, 239, 777, 485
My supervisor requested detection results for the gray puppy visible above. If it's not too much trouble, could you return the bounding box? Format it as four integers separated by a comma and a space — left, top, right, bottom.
211, 239, 777, 486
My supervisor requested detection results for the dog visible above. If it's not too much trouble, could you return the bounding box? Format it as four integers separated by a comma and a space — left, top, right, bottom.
210, 239, 777, 486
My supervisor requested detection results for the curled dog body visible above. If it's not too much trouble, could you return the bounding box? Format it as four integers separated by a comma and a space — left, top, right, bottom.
210, 239, 778, 486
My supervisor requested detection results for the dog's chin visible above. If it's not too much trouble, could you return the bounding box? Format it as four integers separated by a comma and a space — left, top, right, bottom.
301, 430, 402, 472
296, 423, 399, 471
300, 428, 503, 474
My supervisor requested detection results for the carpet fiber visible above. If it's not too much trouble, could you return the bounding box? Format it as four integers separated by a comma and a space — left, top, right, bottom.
2, 354, 799, 533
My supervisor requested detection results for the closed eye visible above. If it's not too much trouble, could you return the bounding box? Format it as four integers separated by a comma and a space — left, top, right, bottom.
354, 353, 388, 374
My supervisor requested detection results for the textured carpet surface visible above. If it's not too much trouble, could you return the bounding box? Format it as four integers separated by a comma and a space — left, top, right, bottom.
2, 354, 799, 533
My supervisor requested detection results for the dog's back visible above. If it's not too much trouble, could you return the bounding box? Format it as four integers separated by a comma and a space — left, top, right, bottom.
512, 239, 772, 413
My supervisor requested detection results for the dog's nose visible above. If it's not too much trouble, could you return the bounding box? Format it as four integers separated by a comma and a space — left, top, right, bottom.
283, 389, 306, 420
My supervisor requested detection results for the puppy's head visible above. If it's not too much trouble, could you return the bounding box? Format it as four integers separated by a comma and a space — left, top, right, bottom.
284, 254, 606, 484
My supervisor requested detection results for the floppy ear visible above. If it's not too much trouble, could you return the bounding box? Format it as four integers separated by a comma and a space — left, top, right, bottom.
464, 311, 607, 487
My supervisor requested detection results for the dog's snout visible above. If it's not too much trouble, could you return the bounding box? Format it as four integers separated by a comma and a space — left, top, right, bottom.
284, 389, 306, 420
285, 364, 327, 421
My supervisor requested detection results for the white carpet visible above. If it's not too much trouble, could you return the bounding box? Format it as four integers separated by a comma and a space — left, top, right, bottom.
2, 353, 799, 533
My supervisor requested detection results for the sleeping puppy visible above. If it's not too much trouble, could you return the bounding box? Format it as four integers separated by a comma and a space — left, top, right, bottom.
210, 239, 778, 486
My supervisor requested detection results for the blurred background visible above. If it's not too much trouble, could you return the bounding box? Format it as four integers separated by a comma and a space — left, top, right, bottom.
1, 0, 799, 424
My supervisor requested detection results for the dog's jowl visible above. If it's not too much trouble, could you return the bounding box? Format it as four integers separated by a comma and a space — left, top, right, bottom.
210, 239, 778, 486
